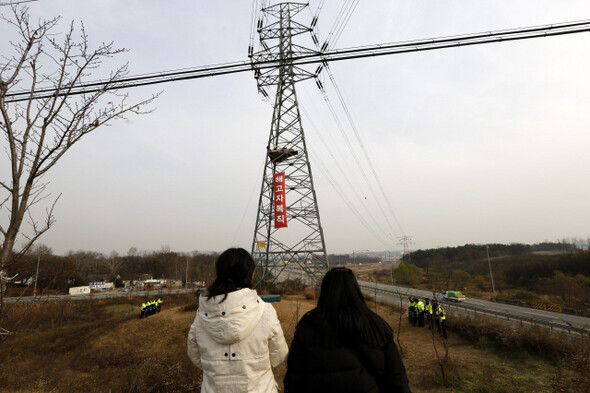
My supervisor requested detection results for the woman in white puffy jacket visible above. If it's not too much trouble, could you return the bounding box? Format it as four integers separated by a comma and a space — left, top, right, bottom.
187, 248, 288, 393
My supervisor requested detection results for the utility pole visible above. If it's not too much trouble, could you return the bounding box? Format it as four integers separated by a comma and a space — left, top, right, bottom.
33, 253, 41, 298
486, 245, 497, 298
251, 2, 328, 287
389, 250, 395, 284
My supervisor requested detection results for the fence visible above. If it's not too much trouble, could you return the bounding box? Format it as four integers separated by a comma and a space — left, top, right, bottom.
490, 297, 590, 317
358, 283, 589, 335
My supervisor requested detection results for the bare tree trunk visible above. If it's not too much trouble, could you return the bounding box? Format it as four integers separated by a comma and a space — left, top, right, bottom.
397, 292, 405, 357
0, 5, 157, 333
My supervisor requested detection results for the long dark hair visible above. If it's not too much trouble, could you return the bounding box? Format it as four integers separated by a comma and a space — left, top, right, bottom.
207, 248, 256, 302
314, 267, 387, 347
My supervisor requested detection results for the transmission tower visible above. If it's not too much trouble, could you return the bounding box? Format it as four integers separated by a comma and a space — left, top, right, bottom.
251, 2, 328, 287
398, 235, 414, 262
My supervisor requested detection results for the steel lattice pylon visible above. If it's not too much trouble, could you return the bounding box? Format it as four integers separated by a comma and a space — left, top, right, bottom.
251, 2, 328, 287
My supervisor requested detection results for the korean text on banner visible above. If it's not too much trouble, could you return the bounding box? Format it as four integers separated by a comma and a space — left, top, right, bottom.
273, 172, 287, 228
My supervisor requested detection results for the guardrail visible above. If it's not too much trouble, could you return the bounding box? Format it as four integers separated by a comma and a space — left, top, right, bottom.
3, 288, 196, 303
490, 297, 590, 318
358, 283, 589, 335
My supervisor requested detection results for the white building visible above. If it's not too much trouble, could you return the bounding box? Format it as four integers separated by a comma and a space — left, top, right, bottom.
69, 286, 91, 295
89, 281, 115, 291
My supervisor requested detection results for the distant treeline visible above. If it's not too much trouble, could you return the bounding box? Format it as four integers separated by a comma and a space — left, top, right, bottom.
404, 241, 589, 277
6, 247, 218, 295
393, 241, 590, 309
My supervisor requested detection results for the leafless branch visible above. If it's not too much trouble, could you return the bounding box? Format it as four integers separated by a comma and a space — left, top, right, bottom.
0, 4, 158, 298
14, 193, 59, 262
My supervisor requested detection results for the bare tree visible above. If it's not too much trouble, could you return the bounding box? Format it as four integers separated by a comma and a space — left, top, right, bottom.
0, 6, 157, 331
107, 250, 123, 278
395, 289, 410, 357
428, 278, 450, 381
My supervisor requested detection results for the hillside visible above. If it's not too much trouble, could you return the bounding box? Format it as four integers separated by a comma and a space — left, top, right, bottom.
0, 293, 586, 392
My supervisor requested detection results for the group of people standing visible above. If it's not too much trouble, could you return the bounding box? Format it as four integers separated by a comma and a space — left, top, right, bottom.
408, 297, 447, 339
187, 247, 412, 393
139, 298, 162, 318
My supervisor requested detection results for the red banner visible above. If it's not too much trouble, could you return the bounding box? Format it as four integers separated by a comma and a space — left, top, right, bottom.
273, 172, 287, 228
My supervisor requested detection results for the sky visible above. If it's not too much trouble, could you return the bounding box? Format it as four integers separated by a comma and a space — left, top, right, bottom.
1, 1, 590, 256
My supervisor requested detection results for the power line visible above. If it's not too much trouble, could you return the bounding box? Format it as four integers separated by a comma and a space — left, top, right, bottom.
5, 19, 590, 102
0, 0, 38, 6
319, 66, 405, 238
301, 100, 393, 247
325, 0, 359, 51
305, 2, 402, 245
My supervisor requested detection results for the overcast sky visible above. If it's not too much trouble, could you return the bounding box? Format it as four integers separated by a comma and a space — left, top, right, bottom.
2, 1, 590, 256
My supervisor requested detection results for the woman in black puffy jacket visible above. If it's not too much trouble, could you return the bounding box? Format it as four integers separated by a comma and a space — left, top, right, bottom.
284, 267, 412, 393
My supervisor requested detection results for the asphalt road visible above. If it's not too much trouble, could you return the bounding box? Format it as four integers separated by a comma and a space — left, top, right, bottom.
3, 288, 196, 304
359, 280, 590, 334
272, 266, 590, 334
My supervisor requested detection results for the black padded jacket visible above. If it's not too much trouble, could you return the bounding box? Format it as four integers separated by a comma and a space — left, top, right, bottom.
283, 309, 412, 393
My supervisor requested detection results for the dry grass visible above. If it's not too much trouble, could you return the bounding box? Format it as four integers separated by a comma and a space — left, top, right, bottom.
0, 292, 587, 392
0, 294, 202, 393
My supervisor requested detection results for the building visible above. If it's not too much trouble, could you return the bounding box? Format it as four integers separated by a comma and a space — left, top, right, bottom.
89, 281, 115, 291
69, 286, 91, 295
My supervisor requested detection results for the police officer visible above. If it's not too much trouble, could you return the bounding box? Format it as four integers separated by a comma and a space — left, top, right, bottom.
436, 302, 447, 339
140, 302, 147, 318
425, 299, 433, 330
433, 301, 440, 332
157, 298, 163, 313
408, 297, 415, 326
416, 298, 425, 327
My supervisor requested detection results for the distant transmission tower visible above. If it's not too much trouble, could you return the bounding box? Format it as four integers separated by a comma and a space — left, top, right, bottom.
251, 2, 328, 286
398, 236, 414, 262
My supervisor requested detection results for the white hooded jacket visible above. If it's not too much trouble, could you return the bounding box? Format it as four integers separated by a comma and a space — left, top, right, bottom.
187, 288, 288, 393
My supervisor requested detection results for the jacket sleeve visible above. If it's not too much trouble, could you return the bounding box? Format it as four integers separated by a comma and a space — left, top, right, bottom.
283, 332, 306, 393
187, 314, 202, 369
381, 340, 412, 393
267, 304, 289, 367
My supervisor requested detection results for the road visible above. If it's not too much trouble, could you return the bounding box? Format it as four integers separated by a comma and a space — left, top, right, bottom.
272, 266, 590, 334
359, 280, 590, 334
3, 288, 196, 304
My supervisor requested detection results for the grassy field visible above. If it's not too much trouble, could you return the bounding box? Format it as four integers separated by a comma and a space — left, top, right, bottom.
0, 292, 587, 392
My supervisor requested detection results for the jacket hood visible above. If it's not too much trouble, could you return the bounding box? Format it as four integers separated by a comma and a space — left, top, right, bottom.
198, 288, 265, 345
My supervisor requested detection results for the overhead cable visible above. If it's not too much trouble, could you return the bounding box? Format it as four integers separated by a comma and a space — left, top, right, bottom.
0, 0, 38, 6
300, 100, 393, 244
313, 79, 397, 240
326, 0, 360, 51
324, 66, 406, 237
5, 19, 590, 102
